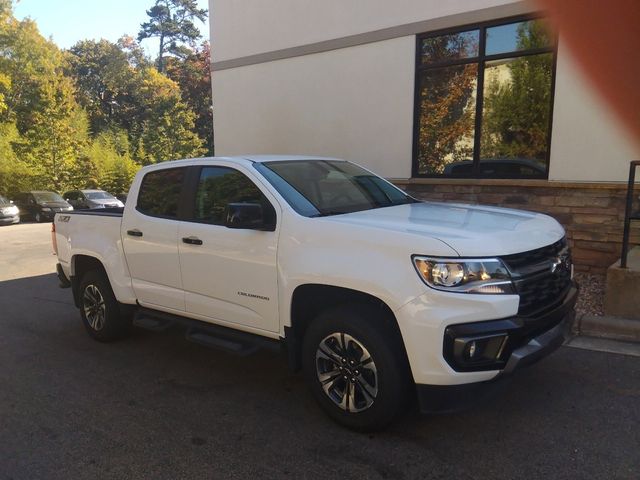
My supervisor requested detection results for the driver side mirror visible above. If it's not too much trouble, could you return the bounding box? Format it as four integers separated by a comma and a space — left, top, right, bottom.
224, 203, 274, 231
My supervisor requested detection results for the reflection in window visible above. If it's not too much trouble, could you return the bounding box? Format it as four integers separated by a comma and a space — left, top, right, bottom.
193, 167, 274, 225
481, 53, 553, 177
414, 17, 555, 178
137, 168, 185, 218
421, 30, 479, 64
416, 64, 477, 175
485, 19, 552, 56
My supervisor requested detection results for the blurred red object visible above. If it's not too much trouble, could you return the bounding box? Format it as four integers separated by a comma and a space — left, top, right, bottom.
537, 0, 640, 146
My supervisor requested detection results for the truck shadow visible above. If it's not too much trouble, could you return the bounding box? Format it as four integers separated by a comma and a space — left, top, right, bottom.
0, 273, 636, 478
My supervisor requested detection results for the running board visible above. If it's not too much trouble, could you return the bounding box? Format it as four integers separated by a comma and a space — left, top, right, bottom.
133, 307, 281, 356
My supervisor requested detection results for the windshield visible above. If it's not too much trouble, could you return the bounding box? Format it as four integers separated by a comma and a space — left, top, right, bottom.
0, 195, 8, 204
33, 192, 65, 203
85, 191, 115, 200
255, 160, 416, 217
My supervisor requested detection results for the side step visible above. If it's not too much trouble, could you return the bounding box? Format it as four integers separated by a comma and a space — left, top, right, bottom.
185, 329, 260, 356
133, 307, 281, 356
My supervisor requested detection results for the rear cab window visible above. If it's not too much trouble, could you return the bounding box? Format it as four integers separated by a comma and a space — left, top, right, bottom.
137, 167, 186, 219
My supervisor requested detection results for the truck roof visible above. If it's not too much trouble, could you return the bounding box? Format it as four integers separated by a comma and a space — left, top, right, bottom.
142, 155, 342, 171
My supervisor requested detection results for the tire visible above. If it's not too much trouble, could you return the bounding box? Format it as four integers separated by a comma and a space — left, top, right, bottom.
34, 212, 42, 223
78, 269, 131, 342
302, 304, 411, 431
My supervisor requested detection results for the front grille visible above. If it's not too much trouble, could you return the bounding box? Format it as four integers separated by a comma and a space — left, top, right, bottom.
501, 237, 572, 316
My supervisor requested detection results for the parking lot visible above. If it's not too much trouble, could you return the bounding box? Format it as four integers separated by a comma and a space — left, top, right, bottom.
0, 222, 638, 479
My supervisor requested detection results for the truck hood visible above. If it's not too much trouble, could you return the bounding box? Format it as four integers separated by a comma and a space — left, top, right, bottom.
326, 201, 564, 257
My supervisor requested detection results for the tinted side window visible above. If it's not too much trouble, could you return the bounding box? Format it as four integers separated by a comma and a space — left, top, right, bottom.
193, 167, 275, 226
137, 168, 186, 218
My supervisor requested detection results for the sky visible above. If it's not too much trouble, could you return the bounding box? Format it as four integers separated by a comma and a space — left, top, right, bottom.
13, 0, 210, 58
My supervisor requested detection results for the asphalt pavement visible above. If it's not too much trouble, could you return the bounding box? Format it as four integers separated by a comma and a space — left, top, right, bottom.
0, 223, 638, 479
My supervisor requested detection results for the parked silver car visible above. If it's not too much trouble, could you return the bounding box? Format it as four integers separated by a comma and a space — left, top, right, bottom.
0, 195, 20, 225
63, 189, 124, 210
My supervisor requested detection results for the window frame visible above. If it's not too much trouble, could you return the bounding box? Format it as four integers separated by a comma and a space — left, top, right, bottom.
411, 14, 558, 179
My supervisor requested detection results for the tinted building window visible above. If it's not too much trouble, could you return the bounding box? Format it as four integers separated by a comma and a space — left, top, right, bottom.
193, 167, 275, 226
137, 168, 186, 218
414, 17, 555, 178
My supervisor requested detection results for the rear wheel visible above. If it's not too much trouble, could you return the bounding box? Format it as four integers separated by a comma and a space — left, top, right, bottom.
79, 270, 131, 342
302, 304, 411, 431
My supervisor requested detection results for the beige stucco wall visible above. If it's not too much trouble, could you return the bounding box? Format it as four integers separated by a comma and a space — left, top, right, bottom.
212, 37, 415, 178
210, 0, 639, 182
548, 42, 638, 182
211, 0, 529, 62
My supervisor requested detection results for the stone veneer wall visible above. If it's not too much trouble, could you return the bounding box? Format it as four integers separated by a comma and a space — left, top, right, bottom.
393, 179, 640, 275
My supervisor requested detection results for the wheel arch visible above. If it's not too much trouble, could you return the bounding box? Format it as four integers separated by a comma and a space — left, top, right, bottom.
70, 254, 109, 308
286, 284, 411, 376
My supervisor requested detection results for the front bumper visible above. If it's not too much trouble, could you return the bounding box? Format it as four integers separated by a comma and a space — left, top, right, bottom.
415, 284, 577, 413
0, 214, 19, 224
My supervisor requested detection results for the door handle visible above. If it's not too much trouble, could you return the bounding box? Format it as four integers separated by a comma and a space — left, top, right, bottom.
182, 236, 203, 245
127, 229, 143, 237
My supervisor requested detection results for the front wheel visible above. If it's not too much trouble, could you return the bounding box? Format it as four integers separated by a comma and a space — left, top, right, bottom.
302, 304, 411, 431
34, 212, 42, 223
79, 270, 131, 342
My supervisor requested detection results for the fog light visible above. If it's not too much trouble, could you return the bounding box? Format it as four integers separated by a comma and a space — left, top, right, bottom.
454, 334, 509, 367
467, 341, 477, 359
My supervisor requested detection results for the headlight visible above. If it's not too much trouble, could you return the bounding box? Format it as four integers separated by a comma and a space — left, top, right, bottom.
413, 256, 514, 294
1, 206, 17, 215
64, 206, 73, 211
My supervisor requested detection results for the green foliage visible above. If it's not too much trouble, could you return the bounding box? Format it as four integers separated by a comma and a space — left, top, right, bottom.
132, 68, 205, 164
138, 0, 207, 72
481, 21, 554, 164
85, 130, 139, 194
65, 39, 135, 134
0, 0, 210, 197
166, 42, 213, 155
0, 122, 33, 195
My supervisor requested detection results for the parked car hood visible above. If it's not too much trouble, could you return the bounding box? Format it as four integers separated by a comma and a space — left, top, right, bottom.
39, 201, 71, 208
89, 198, 122, 207
325, 201, 565, 257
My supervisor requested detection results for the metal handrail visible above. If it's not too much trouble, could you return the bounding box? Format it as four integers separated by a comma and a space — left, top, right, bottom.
621, 160, 640, 268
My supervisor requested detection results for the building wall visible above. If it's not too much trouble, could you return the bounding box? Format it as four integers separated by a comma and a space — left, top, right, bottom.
210, 0, 638, 182
211, 0, 529, 62
212, 37, 415, 178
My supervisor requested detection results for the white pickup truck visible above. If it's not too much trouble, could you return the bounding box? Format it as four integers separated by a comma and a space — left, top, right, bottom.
53, 156, 577, 430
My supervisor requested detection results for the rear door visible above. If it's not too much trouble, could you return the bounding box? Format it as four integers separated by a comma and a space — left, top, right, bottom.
121, 167, 188, 311
177, 164, 280, 332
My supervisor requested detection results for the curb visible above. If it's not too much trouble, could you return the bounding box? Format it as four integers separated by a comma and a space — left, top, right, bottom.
572, 313, 640, 343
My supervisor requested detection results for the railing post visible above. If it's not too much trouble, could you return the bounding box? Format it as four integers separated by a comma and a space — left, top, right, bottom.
620, 160, 639, 268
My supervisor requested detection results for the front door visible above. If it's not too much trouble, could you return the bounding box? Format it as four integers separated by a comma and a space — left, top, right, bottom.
178, 165, 280, 333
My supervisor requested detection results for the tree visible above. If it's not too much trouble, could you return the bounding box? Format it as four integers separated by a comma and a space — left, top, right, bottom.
138, 0, 207, 73
0, 6, 89, 192
481, 21, 554, 163
132, 68, 205, 163
85, 130, 139, 194
416, 34, 478, 174
165, 42, 213, 154
66, 39, 135, 135
117, 35, 151, 69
